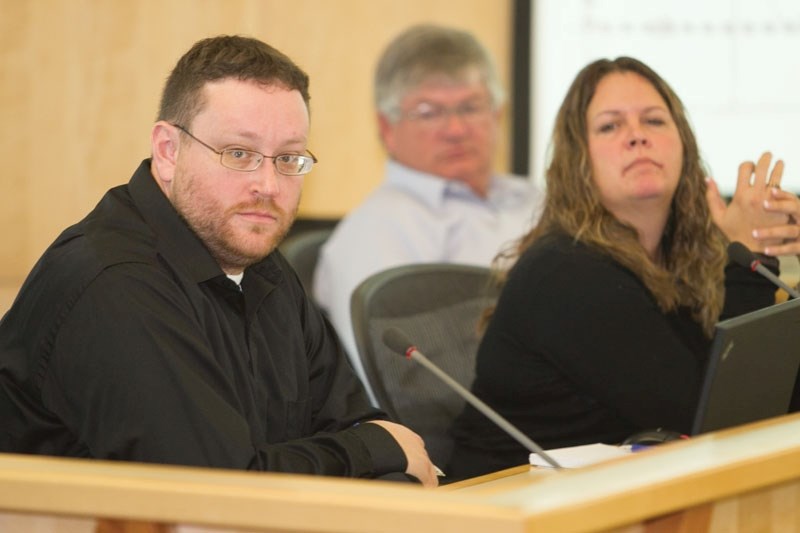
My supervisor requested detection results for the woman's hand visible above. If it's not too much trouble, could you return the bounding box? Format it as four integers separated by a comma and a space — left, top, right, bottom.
706, 152, 788, 251
753, 187, 800, 256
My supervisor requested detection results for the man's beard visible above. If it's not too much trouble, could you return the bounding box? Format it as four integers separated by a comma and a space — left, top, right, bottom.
171, 175, 298, 273
193, 201, 296, 272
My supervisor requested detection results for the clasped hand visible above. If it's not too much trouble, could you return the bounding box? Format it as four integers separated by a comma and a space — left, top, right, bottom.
706, 152, 799, 255
366, 420, 439, 487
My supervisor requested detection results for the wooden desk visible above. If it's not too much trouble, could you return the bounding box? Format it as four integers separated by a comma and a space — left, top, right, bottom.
2, 412, 800, 532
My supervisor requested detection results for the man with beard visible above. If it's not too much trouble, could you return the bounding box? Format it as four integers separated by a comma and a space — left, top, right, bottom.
0, 35, 437, 487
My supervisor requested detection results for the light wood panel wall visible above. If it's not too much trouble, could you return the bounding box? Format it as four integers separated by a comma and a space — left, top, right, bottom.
0, 0, 513, 305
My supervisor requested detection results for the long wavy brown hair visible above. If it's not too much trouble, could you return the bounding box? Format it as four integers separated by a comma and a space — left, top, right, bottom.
490, 57, 728, 337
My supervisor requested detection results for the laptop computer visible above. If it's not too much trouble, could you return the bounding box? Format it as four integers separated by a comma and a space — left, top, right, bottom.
691, 297, 800, 435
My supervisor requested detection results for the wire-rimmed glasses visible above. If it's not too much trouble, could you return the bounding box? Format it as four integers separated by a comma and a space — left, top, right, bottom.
398, 99, 493, 129
172, 124, 317, 176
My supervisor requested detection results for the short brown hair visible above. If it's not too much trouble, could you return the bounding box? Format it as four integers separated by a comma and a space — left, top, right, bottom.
157, 35, 310, 127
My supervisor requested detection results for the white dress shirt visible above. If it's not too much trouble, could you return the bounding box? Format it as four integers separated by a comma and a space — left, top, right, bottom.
313, 159, 543, 404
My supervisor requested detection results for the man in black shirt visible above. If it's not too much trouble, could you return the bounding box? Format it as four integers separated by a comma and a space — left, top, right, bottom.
0, 35, 437, 486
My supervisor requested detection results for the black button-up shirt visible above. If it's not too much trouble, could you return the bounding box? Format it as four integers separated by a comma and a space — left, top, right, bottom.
0, 160, 404, 478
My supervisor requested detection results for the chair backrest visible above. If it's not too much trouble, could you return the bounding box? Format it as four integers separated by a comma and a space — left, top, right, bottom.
350, 263, 500, 467
278, 228, 333, 295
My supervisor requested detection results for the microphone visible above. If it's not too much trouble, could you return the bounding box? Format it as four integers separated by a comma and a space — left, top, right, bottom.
382, 327, 562, 469
728, 241, 800, 299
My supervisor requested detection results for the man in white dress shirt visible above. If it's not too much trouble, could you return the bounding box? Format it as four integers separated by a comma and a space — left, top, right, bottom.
314, 24, 542, 402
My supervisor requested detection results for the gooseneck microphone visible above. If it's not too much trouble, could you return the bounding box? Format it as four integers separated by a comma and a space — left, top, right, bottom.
382, 327, 563, 469
728, 241, 800, 299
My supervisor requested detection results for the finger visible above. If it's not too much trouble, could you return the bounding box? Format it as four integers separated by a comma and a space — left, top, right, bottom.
764, 197, 800, 215
407, 453, 438, 487
753, 152, 773, 187
763, 241, 800, 256
768, 158, 784, 189
769, 188, 794, 200
420, 463, 439, 488
753, 224, 800, 241
736, 160, 756, 189
768, 188, 800, 214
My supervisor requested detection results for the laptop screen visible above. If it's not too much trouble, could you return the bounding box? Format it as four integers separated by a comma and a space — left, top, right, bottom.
692, 297, 800, 435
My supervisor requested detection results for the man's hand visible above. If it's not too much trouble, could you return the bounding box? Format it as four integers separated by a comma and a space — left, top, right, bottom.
366, 420, 439, 487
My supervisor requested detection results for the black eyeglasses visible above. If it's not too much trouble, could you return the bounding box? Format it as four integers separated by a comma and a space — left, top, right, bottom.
172, 124, 317, 176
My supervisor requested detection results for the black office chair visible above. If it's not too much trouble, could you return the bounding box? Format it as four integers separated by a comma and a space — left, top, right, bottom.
350, 263, 500, 467
278, 228, 333, 296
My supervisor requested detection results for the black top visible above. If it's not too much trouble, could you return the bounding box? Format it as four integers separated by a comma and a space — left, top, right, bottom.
0, 160, 405, 479
448, 232, 777, 480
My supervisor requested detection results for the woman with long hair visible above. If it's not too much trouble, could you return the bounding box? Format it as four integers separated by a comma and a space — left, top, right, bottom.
447, 56, 795, 480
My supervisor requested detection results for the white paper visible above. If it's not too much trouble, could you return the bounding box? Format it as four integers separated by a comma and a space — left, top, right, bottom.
530, 443, 632, 468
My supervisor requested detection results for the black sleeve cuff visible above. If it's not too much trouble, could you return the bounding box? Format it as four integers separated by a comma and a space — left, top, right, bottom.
351, 422, 407, 476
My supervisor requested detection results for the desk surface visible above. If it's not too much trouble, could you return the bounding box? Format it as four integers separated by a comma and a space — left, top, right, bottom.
1, 412, 800, 532
452, 413, 800, 516
443, 413, 800, 531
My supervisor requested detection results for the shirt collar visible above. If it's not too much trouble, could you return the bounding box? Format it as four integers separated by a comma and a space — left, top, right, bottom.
384, 159, 533, 210
384, 160, 470, 209
127, 159, 282, 289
